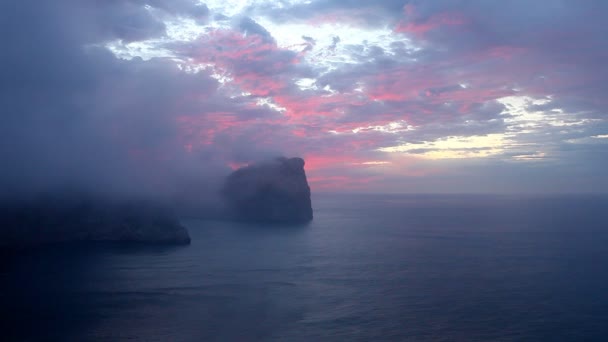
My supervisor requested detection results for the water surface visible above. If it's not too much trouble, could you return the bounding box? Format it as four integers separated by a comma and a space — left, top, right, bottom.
2, 194, 608, 341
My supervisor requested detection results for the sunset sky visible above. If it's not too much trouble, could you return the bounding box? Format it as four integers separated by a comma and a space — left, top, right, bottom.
2, 0, 607, 194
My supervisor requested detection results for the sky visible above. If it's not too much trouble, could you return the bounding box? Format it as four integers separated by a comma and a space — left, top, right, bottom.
1, 0, 607, 196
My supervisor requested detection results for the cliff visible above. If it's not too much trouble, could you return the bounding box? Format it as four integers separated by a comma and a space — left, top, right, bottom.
0, 195, 190, 248
222, 157, 313, 223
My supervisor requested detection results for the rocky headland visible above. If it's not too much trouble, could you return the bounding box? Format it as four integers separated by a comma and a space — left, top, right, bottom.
0, 194, 190, 249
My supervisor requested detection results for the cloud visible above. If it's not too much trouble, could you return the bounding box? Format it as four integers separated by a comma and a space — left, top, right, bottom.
237, 17, 275, 43
0, 1, 276, 202
1, 0, 607, 195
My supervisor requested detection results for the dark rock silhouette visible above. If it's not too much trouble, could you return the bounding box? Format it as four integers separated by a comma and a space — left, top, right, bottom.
222, 157, 313, 223
0, 194, 190, 249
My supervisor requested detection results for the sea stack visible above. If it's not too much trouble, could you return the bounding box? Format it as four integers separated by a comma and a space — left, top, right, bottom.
222, 157, 313, 223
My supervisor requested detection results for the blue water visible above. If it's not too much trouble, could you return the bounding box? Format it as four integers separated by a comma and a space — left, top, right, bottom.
2, 194, 608, 341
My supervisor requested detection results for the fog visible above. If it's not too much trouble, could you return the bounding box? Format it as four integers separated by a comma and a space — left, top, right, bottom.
0, 1, 273, 208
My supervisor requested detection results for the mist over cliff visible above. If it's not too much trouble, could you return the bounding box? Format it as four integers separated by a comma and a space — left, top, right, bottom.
0, 1, 292, 203
0, 155, 314, 248
0, 1, 303, 246
0, 3, 286, 194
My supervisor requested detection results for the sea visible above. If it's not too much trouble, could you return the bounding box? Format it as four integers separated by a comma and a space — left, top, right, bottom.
2, 193, 608, 341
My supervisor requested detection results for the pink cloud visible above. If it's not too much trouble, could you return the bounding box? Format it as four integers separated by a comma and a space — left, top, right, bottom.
189, 29, 297, 99
396, 4, 467, 38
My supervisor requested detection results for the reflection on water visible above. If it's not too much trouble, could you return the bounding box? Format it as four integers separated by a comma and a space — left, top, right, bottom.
2, 194, 608, 341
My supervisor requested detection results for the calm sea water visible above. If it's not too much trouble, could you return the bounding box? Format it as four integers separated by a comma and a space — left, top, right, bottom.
2, 194, 608, 341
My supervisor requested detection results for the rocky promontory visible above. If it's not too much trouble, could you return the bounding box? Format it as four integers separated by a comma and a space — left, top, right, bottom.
222, 157, 313, 223
0, 194, 190, 249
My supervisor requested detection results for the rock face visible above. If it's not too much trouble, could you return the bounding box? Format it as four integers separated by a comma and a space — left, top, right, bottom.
0, 195, 191, 248
222, 157, 313, 223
